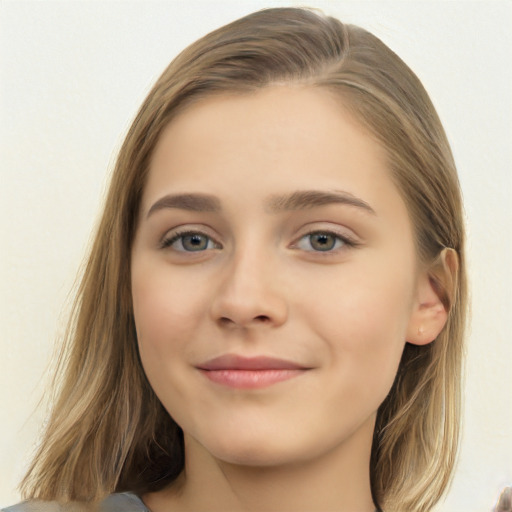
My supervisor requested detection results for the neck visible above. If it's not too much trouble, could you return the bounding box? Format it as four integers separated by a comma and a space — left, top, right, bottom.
143, 417, 377, 512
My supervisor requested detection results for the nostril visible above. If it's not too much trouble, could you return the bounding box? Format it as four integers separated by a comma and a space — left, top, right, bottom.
254, 315, 271, 323
217, 314, 271, 327
219, 317, 235, 326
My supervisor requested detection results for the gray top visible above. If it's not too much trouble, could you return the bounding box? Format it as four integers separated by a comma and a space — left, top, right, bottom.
1, 493, 149, 512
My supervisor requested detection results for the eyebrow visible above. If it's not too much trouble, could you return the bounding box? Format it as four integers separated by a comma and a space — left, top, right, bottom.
265, 190, 376, 215
147, 193, 222, 218
146, 189, 375, 218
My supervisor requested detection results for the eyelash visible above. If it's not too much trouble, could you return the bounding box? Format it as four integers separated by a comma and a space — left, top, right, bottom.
160, 228, 358, 255
292, 230, 358, 254
160, 230, 222, 252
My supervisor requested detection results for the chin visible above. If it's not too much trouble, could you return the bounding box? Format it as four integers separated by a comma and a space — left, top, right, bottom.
204, 425, 343, 470
213, 445, 304, 468
194, 426, 309, 467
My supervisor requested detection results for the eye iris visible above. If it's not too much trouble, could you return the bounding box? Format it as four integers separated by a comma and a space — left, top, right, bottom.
310, 233, 336, 251
182, 234, 208, 251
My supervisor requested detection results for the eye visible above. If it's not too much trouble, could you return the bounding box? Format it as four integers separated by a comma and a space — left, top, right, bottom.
161, 231, 221, 252
295, 231, 352, 252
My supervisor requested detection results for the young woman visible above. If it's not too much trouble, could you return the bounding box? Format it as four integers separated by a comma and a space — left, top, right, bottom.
3, 7, 467, 512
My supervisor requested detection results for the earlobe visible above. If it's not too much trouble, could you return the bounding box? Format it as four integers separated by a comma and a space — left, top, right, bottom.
407, 248, 459, 346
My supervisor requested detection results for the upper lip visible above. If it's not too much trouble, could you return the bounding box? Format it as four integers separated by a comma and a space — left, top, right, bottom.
197, 354, 307, 371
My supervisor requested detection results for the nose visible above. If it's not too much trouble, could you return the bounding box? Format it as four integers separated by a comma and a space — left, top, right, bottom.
209, 249, 288, 330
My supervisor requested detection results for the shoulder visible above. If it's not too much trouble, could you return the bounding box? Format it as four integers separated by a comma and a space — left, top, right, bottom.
97, 494, 148, 512
2, 493, 149, 512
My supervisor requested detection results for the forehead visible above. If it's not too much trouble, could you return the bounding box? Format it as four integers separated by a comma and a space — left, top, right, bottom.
154, 86, 381, 157
143, 86, 402, 219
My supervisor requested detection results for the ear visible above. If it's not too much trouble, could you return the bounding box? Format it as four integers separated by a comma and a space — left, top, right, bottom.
406, 248, 459, 345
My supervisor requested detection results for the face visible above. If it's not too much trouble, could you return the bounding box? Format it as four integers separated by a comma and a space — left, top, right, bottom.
131, 86, 422, 467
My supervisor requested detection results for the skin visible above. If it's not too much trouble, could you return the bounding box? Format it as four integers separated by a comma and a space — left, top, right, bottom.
131, 86, 447, 512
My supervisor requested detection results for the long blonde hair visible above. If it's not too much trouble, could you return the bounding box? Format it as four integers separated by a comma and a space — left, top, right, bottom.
21, 8, 466, 512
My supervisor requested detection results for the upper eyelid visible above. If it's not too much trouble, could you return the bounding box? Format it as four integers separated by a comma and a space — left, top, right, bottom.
160, 227, 223, 251
291, 231, 356, 249
292, 224, 360, 242
161, 224, 219, 240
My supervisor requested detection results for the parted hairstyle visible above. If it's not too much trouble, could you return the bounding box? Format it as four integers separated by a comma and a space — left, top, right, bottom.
21, 7, 467, 512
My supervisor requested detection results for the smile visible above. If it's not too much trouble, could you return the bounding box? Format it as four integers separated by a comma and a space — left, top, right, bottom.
196, 354, 310, 389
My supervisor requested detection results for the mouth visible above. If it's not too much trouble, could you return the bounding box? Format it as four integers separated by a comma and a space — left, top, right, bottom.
196, 354, 310, 389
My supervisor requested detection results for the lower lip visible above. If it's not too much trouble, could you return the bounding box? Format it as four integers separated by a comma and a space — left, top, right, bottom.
199, 369, 305, 389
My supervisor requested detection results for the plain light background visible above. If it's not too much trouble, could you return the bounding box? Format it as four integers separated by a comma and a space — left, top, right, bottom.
1, 1, 511, 510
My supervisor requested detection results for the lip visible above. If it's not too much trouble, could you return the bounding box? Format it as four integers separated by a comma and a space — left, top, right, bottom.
196, 354, 310, 389
197, 354, 306, 371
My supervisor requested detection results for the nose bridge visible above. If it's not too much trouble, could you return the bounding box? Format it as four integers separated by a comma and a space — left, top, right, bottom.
230, 237, 268, 287
210, 236, 287, 327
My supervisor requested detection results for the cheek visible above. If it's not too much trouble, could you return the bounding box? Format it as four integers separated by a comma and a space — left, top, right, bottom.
301, 261, 415, 397
304, 256, 414, 335
131, 263, 214, 421
131, 263, 208, 361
